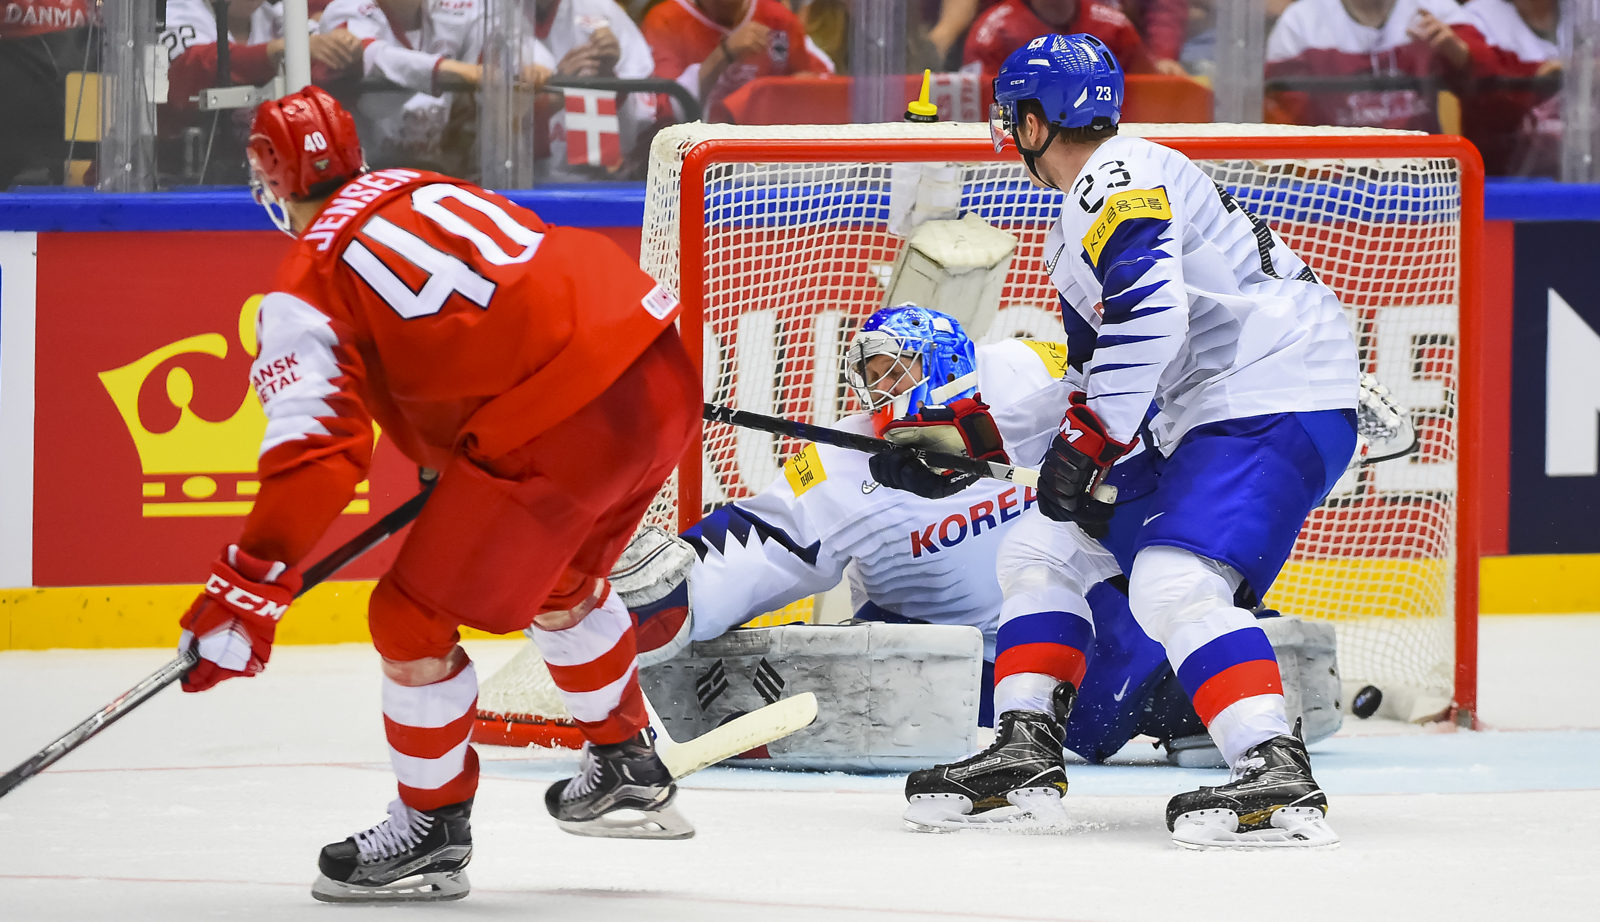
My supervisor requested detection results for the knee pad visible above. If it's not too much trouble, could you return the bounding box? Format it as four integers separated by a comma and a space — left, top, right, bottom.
381, 645, 470, 686
532, 577, 607, 631
998, 563, 1091, 612
1127, 546, 1241, 643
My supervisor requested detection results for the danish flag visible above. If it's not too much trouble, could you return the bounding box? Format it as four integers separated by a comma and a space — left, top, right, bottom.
564, 88, 622, 168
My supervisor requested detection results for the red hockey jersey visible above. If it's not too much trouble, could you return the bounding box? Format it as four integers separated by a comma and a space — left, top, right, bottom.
963, 0, 1156, 80
239, 168, 681, 564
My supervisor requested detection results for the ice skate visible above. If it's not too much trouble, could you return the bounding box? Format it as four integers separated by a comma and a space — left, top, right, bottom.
310, 798, 472, 902
546, 731, 695, 840
1166, 729, 1339, 849
902, 709, 1071, 833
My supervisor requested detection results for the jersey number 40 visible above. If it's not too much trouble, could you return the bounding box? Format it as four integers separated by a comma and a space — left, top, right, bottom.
341, 185, 544, 319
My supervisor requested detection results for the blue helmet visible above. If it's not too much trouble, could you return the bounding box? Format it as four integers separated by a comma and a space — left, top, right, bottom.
991, 33, 1123, 183
845, 304, 978, 430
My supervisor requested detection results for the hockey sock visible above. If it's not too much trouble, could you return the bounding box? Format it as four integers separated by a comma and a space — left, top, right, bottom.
992, 577, 1093, 718
383, 657, 481, 811
527, 586, 649, 745
1129, 546, 1290, 766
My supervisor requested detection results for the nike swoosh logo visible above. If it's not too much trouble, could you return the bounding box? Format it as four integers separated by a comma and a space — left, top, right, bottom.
1142, 512, 1164, 526
862, 481, 880, 494
1111, 677, 1131, 702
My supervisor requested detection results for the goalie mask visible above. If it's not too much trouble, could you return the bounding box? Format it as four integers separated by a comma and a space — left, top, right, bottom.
845, 304, 978, 435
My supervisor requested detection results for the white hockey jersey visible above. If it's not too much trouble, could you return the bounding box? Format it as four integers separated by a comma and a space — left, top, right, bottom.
1045, 134, 1358, 451
159, 0, 283, 61
318, 0, 553, 160
687, 339, 1080, 659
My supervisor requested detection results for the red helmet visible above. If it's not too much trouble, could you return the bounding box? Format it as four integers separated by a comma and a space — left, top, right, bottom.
247, 86, 364, 202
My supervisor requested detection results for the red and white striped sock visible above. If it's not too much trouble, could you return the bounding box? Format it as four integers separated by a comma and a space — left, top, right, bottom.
527, 586, 649, 745
383, 658, 480, 811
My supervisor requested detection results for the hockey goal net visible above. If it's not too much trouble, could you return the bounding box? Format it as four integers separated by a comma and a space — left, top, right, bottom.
477, 121, 1483, 741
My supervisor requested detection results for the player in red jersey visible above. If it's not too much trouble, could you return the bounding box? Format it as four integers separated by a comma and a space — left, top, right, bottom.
963, 0, 1159, 80
175, 86, 700, 903
642, 0, 830, 123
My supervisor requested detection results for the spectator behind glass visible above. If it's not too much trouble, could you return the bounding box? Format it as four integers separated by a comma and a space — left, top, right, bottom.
798, 0, 941, 74
1457, 0, 1559, 176
1265, 0, 1479, 132
160, 2, 361, 174
0, 0, 94, 187
318, 0, 553, 171
642, 0, 831, 124
530, 0, 657, 178
1120, 0, 1189, 65
962, 0, 1169, 81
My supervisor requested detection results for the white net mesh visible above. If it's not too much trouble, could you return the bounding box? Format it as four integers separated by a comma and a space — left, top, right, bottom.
477, 638, 570, 720
637, 122, 1466, 720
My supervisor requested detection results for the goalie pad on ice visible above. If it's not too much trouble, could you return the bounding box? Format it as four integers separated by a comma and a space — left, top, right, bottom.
640, 622, 983, 771
1260, 615, 1343, 746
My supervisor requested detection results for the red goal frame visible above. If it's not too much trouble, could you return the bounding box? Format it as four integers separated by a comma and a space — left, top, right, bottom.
673, 134, 1486, 724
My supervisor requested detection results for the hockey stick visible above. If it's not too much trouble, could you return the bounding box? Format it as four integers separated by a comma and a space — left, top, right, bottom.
0, 482, 435, 800
643, 690, 819, 780
704, 402, 1043, 489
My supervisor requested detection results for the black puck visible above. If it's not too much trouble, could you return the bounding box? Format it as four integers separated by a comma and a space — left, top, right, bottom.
1351, 685, 1383, 719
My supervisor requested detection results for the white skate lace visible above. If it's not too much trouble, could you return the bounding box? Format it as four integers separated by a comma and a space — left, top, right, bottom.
1227, 754, 1267, 784
565, 744, 605, 800
352, 799, 433, 862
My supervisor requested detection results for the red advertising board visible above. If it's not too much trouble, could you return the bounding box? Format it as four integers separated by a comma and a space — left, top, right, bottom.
32, 232, 418, 586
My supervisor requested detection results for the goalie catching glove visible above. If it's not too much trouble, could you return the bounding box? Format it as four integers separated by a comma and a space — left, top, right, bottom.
1038, 392, 1136, 538
869, 397, 1009, 500
179, 545, 301, 692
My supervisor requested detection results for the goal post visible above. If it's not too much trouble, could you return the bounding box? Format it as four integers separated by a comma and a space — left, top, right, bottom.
641, 122, 1485, 727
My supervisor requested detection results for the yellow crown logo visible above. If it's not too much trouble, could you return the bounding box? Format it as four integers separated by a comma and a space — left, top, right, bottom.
99, 296, 369, 518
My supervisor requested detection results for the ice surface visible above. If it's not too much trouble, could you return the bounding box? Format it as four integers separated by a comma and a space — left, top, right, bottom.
2, 616, 1598, 921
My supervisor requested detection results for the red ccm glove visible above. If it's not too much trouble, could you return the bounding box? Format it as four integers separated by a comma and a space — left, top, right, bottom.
178, 545, 302, 692
1037, 392, 1138, 536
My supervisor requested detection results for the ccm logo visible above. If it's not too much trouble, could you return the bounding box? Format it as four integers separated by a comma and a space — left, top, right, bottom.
205, 574, 289, 620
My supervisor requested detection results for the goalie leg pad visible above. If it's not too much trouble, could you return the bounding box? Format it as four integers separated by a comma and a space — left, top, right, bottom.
1257, 615, 1343, 746
641, 622, 983, 771
610, 526, 696, 667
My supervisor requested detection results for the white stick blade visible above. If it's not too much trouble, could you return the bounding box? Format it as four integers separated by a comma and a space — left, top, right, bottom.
660, 692, 818, 779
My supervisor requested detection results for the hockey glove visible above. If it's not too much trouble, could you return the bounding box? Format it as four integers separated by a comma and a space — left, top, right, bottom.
178, 545, 302, 693
878, 397, 1011, 466
1038, 392, 1137, 538
870, 397, 1008, 499
869, 446, 979, 499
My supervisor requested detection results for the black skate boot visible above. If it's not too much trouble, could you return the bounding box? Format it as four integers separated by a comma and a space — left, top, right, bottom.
310, 798, 472, 902
1165, 726, 1338, 848
902, 684, 1076, 832
546, 730, 695, 840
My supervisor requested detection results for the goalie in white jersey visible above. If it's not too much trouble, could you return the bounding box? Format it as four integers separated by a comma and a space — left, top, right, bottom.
624, 304, 1241, 766
893, 34, 1360, 848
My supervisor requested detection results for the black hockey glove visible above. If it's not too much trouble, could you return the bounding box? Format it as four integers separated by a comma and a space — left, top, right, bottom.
1037, 393, 1136, 538
869, 447, 979, 500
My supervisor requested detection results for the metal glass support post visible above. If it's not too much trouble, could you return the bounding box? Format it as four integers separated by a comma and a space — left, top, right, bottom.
282, 0, 312, 91
851, 0, 907, 123
480, 0, 535, 187
98, 0, 159, 191
1213, 0, 1266, 124
1561, 0, 1600, 182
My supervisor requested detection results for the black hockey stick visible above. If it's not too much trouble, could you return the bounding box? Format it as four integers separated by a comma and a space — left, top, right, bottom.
704, 402, 1043, 489
0, 481, 435, 800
